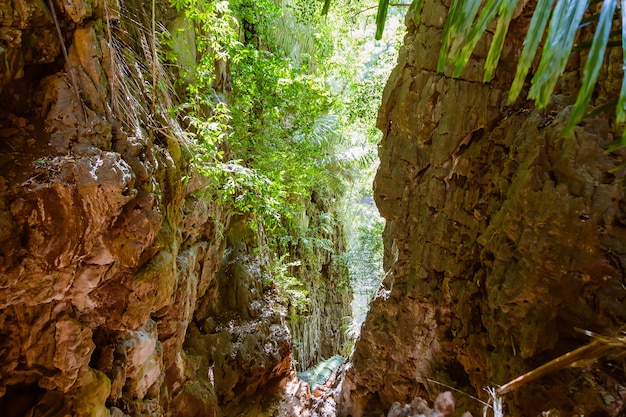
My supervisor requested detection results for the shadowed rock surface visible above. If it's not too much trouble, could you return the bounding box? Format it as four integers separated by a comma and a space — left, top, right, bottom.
340, 1, 626, 416
286, 189, 352, 372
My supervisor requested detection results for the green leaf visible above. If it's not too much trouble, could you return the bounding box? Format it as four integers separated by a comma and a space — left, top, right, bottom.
439, 0, 482, 72
528, 0, 589, 108
483, 1, 518, 81
579, 11, 602, 27
609, 160, 626, 173
375, 0, 390, 40
321, 0, 331, 16
508, 0, 554, 103
409, 0, 425, 24
585, 98, 618, 119
437, 0, 463, 72
574, 36, 621, 51
451, 0, 507, 77
448, 0, 483, 57
564, 0, 617, 137
602, 136, 626, 153
616, 0, 626, 125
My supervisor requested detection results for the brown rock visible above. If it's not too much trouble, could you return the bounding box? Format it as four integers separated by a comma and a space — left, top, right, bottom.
341, 0, 626, 416
0, 1, 350, 416
61, 0, 94, 23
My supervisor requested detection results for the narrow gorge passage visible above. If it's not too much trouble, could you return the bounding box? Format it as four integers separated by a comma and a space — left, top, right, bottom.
1, 1, 626, 417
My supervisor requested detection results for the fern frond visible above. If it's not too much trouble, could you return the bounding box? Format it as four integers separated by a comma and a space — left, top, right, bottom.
270, 0, 319, 66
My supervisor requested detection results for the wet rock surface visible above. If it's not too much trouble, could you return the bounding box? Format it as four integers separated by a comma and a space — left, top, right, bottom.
341, 1, 626, 416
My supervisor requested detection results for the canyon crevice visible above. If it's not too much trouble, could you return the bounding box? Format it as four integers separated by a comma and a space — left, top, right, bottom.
2, 0, 626, 416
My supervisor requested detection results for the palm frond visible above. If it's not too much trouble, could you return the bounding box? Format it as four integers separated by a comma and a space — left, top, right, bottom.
409, 0, 425, 25
508, 0, 555, 103
375, 0, 390, 40
368, 0, 626, 148
429, 0, 626, 142
270, 0, 318, 66
449, 0, 506, 76
310, 114, 342, 146
438, 0, 482, 72
565, 0, 617, 136
437, 0, 463, 71
483, 1, 517, 81
528, 0, 588, 107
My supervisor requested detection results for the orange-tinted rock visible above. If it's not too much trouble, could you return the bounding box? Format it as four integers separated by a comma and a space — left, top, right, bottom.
0, 1, 320, 415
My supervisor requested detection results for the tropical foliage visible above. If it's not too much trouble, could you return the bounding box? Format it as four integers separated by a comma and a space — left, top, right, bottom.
167, 0, 342, 232
297, 354, 345, 389
264, 254, 311, 312
164, 0, 403, 315
319, 1, 405, 338
376, 0, 626, 148
342, 196, 385, 333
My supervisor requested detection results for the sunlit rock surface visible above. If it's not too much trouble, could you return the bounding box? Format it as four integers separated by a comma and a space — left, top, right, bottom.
340, 1, 626, 416
0, 0, 345, 415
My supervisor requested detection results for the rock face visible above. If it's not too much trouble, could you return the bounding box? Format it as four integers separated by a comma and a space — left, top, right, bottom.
341, 1, 626, 416
287, 189, 352, 371
167, 216, 294, 416
0, 1, 348, 416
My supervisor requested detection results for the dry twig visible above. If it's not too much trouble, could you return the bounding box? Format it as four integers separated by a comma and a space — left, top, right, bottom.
498, 329, 626, 396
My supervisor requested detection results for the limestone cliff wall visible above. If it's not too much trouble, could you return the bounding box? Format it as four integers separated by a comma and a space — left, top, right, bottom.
0, 1, 324, 416
341, 1, 626, 416
287, 189, 352, 372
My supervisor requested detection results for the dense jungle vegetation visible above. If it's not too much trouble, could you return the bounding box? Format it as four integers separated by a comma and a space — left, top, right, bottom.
166, 0, 626, 350
163, 0, 406, 329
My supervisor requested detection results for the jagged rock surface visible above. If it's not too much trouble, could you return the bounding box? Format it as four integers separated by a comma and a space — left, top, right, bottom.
340, 1, 626, 416
0, 1, 347, 416
287, 189, 352, 371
